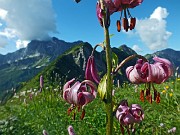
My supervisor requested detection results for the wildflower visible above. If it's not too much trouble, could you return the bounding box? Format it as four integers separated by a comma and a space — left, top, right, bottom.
169, 93, 173, 97
63, 78, 97, 120
85, 56, 100, 84
68, 125, 76, 135
116, 100, 144, 134
162, 90, 166, 94
96, 0, 143, 31
160, 123, 164, 127
165, 85, 169, 89
126, 56, 173, 103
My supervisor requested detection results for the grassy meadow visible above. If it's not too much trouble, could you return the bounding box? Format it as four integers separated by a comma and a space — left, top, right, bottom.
0, 76, 179, 135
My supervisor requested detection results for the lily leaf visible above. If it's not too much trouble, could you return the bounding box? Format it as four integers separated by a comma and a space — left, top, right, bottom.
112, 52, 118, 69
98, 74, 107, 100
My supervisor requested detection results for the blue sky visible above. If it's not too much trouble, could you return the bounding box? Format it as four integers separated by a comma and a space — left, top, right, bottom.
0, 0, 179, 55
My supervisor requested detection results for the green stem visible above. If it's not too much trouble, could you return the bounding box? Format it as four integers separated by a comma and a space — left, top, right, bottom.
99, 0, 113, 134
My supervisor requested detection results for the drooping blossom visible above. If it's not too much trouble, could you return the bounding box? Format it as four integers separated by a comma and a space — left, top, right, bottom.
68, 125, 76, 135
63, 78, 97, 119
116, 100, 144, 134
96, 0, 143, 31
85, 56, 100, 84
126, 56, 173, 84
126, 56, 173, 103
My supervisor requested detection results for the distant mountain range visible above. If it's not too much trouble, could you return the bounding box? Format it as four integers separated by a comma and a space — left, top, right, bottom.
0, 37, 180, 102
0, 37, 82, 100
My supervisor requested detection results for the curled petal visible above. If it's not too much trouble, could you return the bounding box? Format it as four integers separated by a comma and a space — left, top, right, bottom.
63, 78, 75, 92
78, 92, 95, 107
70, 82, 81, 105
131, 104, 144, 123
63, 79, 81, 105
153, 56, 173, 78
81, 80, 97, 97
116, 105, 129, 124
122, 113, 136, 125
126, 65, 146, 84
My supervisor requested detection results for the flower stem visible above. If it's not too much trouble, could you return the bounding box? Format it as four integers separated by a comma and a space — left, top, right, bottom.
99, 0, 113, 134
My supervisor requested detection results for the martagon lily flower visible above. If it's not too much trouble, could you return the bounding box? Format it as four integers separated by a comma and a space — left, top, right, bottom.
96, 0, 143, 31
126, 56, 173, 103
63, 78, 97, 120
116, 100, 144, 134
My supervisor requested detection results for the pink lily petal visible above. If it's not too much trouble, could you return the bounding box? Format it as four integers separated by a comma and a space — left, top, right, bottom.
122, 113, 136, 125
69, 81, 81, 105
104, 0, 117, 14
63, 78, 75, 92
153, 56, 173, 77
90, 56, 100, 83
96, 1, 103, 26
85, 56, 100, 84
78, 92, 95, 107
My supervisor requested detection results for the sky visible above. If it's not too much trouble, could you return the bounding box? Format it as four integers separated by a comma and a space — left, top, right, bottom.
0, 0, 179, 55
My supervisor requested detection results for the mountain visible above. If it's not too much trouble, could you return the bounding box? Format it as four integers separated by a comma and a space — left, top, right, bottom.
0, 37, 83, 99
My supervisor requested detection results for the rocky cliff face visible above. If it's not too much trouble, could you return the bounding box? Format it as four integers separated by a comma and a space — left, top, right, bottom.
0, 37, 82, 98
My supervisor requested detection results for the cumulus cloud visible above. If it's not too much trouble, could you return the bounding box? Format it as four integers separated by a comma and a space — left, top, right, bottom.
0, 0, 57, 49
16, 40, 29, 49
135, 7, 172, 51
132, 45, 142, 52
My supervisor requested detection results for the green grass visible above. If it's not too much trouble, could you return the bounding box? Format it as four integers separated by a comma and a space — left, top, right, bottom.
0, 78, 179, 135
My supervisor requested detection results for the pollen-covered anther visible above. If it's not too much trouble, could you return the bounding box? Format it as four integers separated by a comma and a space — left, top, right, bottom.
122, 18, 129, 32
116, 20, 121, 32
80, 109, 85, 120
140, 90, 144, 102
130, 17, 136, 30
156, 92, 160, 103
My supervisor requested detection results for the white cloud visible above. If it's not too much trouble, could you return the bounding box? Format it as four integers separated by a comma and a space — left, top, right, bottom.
0, 0, 57, 49
0, 8, 7, 20
135, 7, 172, 51
16, 40, 29, 49
0, 28, 16, 38
132, 45, 142, 52
150, 7, 169, 21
